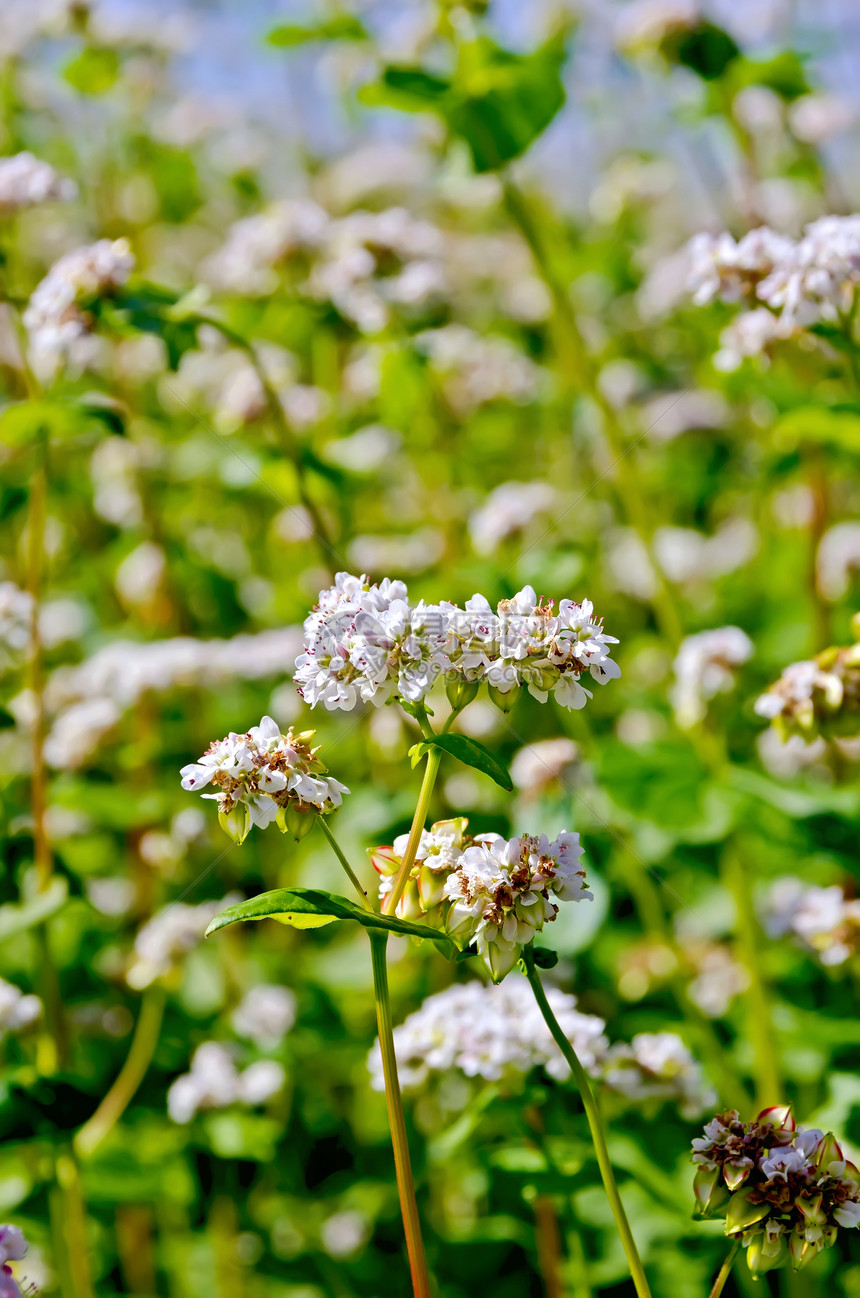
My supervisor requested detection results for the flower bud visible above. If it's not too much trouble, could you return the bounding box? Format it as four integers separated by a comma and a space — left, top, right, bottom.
788, 1227, 816, 1270
725, 1188, 770, 1235
693, 1165, 731, 1217
488, 683, 521, 713
746, 1230, 788, 1275
724, 1161, 753, 1192
395, 879, 423, 921
814, 1133, 843, 1169
756, 1104, 795, 1132
280, 804, 317, 841
445, 675, 480, 712
417, 864, 446, 910
219, 802, 250, 845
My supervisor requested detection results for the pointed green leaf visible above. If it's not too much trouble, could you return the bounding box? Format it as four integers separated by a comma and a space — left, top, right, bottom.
204, 887, 454, 952
410, 734, 512, 790
0, 878, 68, 942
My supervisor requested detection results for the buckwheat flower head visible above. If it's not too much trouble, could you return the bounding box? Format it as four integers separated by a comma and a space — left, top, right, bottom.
444, 830, 592, 981
0, 978, 42, 1038
693, 1109, 860, 1274
167, 1042, 285, 1123
600, 1031, 717, 1118
367, 975, 608, 1092
670, 626, 754, 727
231, 985, 297, 1049
0, 1224, 27, 1298
204, 198, 330, 295
686, 228, 794, 307
373, 817, 472, 917
758, 215, 860, 328
180, 716, 348, 843
127, 894, 241, 990
713, 308, 783, 370
468, 482, 556, 554
761, 877, 860, 967
755, 642, 860, 742
0, 151, 76, 214
24, 237, 134, 376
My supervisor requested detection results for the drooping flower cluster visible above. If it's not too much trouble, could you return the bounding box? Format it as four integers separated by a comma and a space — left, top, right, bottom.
24, 237, 135, 376
670, 625, 753, 728
180, 716, 348, 843
0, 1225, 28, 1298
294, 573, 620, 715
127, 894, 242, 990
754, 641, 860, 742
686, 217, 860, 367
368, 977, 714, 1116
692, 1107, 860, 1275
0, 151, 76, 214
761, 877, 860, 967
372, 819, 593, 980
167, 1042, 285, 1124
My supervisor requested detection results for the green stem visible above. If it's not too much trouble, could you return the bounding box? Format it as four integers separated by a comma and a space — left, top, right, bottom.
722, 846, 782, 1107
318, 816, 373, 911
74, 986, 166, 1159
369, 932, 432, 1298
709, 1239, 741, 1298
382, 748, 442, 916
502, 178, 683, 651
189, 311, 335, 560
523, 949, 652, 1298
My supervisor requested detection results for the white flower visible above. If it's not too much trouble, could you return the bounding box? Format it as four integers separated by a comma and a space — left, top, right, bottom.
834, 1201, 860, 1229
714, 308, 783, 370
686, 228, 794, 307
816, 523, 860, 602
231, 985, 297, 1049
600, 1032, 717, 1118
204, 198, 330, 294
167, 1043, 285, 1123
180, 716, 348, 838
0, 582, 33, 675
368, 975, 608, 1091
127, 894, 241, 989
0, 978, 42, 1036
670, 626, 754, 727
444, 830, 592, 981
0, 151, 76, 213
510, 738, 579, 793
0, 1224, 27, 1265
759, 1128, 824, 1180
414, 325, 543, 414
760, 877, 860, 967
468, 482, 556, 554
24, 238, 134, 377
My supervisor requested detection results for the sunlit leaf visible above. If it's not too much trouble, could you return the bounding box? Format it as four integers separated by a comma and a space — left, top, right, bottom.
409, 734, 513, 790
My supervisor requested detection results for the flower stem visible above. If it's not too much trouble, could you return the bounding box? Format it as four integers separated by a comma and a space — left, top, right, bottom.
74, 986, 166, 1159
318, 816, 373, 910
382, 748, 442, 916
502, 178, 683, 651
523, 949, 652, 1298
709, 1239, 741, 1298
369, 931, 432, 1298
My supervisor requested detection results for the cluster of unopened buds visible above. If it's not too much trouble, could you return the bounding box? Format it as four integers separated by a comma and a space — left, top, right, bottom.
371, 818, 592, 980
692, 1106, 860, 1275
294, 572, 620, 714
180, 715, 349, 843
755, 635, 860, 743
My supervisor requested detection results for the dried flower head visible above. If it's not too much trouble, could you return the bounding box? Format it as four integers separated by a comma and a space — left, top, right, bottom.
693, 1108, 860, 1274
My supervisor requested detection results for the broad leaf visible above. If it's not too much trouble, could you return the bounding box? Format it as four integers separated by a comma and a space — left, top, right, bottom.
409, 734, 513, 790
773, 404, 860, 454
0, 878, 68, 943
268, 16, 367, 47
205, 887, 454, 951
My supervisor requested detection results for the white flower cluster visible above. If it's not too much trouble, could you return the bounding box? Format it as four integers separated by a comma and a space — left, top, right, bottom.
180, 715, 348, 843
204, 198, 330, 294
468, 482, 556, 554
24, 237, 134, 376
127, 894, 241, 990
670, 625, 753, 728
414, 326, 543, 414
295, 573, 620, 715
368, 976, 608, 1091
373, 819, 592, 981
0, 151, 76, 214
601, 1032, 717, 1119
167, 1042, 285, 1124
369, 977, 715, 1116
687, 217, 860, 367
0, 977, 42, 1038
754, 645, 860, 742
761, 877, 860, 967
33, 626, 303, 769
0, 582, 33, 675
231, 985, 297, 1050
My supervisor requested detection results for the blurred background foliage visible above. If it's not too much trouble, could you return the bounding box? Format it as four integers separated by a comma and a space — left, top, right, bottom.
1, 0, 859, 1295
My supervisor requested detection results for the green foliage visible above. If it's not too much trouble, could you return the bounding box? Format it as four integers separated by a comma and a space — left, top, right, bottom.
409, 733, 513, 789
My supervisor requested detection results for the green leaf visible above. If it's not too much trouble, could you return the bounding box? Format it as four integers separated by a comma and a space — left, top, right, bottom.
268, 16, 368, 47
663, 22, 740, 80
63, 46, 120, 95
360, 33, 570, 173
0, 401, 82, 447
204, 887, 454, 951
409, 734, 513, 790
0, 879, 68, 943
531, 947, 559, 969
772, 404, 860, 453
